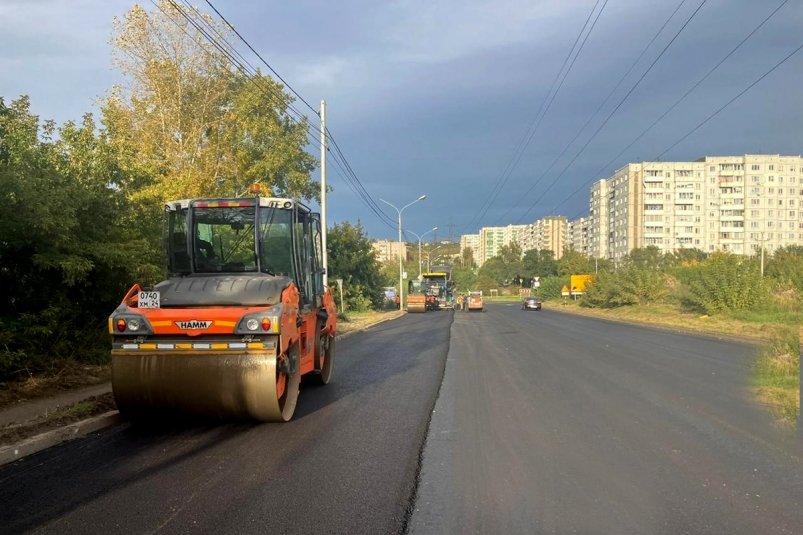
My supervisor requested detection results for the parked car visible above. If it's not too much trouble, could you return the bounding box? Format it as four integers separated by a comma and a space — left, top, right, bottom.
521, 296, 542, 311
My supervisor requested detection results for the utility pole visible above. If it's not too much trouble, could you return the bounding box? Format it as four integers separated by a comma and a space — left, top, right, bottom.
446, 221, 456, 243
760, 231, 765, 277
320, 100, 328, 286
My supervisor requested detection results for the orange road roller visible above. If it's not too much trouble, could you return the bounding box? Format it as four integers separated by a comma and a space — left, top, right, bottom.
109, 195, 337, 422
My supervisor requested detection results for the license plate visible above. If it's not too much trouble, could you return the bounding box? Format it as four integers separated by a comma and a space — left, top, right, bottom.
138, 291, 160, 309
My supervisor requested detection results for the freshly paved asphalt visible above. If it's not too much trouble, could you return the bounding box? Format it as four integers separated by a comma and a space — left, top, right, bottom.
3, 304, 801, 534
410, 303, 803, 534
0, 311, 453, 534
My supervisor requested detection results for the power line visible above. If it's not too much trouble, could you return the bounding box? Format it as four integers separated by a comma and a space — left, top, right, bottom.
204, 0, 320, 118
459, 0, 608, 235
495, 0, 688, 225
515, 0, 709, 225
553, 0, 791, 219
200, 0, 397, 228
156, 0, 396, 229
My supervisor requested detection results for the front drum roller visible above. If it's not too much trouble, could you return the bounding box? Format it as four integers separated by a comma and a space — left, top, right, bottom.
112, 344, 301, 422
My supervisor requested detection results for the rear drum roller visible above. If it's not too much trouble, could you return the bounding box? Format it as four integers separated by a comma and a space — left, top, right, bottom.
311, 325, 336, 385
264, 342, 301, 422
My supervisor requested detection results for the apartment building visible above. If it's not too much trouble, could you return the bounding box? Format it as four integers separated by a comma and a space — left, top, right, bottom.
459, 233, 480, 265
587, 155, 803, 260
477, 225, 528, 265
567, 216, 591, 256
372, 239, 408, 264
529, 216, 568, 258
589, 178, 610, 259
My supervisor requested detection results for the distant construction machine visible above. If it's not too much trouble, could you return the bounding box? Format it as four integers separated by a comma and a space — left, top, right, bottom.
422, 265, 455, 310
406, 279, 428, 313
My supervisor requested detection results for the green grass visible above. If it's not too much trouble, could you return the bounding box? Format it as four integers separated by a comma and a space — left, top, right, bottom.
753, 327, 800, 425
65, 401, 98, 418
728, 308, 803, 326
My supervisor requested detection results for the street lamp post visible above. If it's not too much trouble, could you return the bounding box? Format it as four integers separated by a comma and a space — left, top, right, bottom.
380, 195, 427, 311
407, 227, 438, 277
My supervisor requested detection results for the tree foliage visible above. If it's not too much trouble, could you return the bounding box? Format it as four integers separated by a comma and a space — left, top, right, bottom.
679, 252, 766, 314
327, 222, 386, 311
583, 267, 667, 308
0, 97, 153, 378
103, 2, 317, 207
452, 267, 478, 293
521, 249, 558, 278
765, 245, 803, 294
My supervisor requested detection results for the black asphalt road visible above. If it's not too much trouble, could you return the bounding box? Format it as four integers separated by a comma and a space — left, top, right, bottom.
410, 303, 803, 535
0, 311, 453, 534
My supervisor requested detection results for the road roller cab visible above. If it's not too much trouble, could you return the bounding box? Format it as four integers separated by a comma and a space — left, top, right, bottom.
109, 195, 337, 422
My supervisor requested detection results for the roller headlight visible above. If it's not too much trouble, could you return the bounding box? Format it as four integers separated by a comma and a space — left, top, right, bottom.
236, 305, 283, 334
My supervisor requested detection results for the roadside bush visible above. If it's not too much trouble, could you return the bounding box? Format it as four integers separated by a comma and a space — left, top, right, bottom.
583, 267, 667, 308
681, 252, 766, 314
537, 275, 566, 300
765, 246, 803, 294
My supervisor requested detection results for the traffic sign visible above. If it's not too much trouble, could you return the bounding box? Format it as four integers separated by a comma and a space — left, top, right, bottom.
561, 285, 570, 297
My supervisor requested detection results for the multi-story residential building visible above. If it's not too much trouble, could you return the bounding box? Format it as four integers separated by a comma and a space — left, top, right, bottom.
589, 178, 610, 259
530, 216, 568, 258
587, 155, 803, 260
459, 224, 528, 266
568, 216, 591, 256
372, 240, 407, 264
459, 233, 480, 265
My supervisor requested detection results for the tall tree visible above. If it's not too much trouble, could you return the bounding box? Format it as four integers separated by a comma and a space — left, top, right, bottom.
102, 1, 316, 206
0, 98, 151, 377
521, 248, 558, 278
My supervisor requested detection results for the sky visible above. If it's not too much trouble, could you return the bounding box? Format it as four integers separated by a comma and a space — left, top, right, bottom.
2, 0, 803, 242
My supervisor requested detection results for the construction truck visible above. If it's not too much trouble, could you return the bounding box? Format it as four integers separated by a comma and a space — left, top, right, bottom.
422, 266, 455, 310
467, 290, 484, 312
406, 279, 428, 313
109, 192, 337, 422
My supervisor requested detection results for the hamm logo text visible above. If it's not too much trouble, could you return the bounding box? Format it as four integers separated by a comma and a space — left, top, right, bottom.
176, 320, 213, 330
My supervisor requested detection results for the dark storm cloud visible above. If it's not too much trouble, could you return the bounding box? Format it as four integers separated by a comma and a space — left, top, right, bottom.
1, 0, 801, 239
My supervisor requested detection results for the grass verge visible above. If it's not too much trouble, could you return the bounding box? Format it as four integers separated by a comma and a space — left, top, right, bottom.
752, 327, 800, 426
